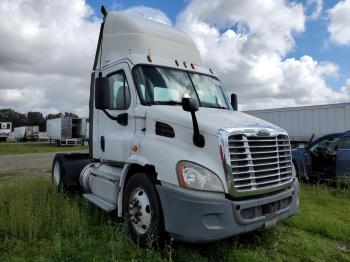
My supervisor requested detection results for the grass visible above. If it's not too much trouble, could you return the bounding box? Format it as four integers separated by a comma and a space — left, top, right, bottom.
0, 177, 349, 261
0, 142, 87, 155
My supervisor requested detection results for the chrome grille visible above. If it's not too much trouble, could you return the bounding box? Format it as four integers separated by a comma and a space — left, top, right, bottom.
228, 134, 293, 192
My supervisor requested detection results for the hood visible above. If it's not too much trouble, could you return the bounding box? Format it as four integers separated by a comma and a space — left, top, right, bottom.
147, 105, 282, 135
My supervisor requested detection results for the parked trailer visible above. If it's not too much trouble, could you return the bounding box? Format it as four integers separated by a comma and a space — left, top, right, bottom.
245, 102, 350, 144
39, 132, 50, 141
0, 122, 12, 142
47, 117, 87, 146
14, 126, 39, 141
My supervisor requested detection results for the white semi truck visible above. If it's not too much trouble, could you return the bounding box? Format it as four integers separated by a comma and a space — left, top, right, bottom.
52, 7, 299, 246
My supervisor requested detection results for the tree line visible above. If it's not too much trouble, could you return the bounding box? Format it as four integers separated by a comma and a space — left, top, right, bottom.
0, 109, 79, 132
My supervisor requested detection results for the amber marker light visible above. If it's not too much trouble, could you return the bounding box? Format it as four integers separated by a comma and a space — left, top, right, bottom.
131, 145, 138, 152
177, 162, 187, 188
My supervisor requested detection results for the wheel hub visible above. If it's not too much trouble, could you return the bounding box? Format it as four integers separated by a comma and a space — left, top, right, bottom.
128, 188, 151, 234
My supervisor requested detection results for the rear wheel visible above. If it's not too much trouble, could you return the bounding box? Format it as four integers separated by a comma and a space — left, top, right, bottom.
52, 154, 68, 192
123, 173, 164, 248
52, 160, 61, 187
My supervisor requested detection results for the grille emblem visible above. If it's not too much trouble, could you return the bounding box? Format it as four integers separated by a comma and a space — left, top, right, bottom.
257, 129, 270, 136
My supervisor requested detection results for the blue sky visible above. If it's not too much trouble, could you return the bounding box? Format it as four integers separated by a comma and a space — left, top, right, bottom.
87, 0, 349, 92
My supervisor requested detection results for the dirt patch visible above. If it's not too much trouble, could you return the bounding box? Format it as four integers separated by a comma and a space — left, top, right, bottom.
0, 151, 87, 181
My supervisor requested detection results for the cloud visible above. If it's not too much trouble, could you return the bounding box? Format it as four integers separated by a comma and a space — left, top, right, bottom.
123, 6, 172, 25
0, 0, 349, 115
306, 0, 323, 20
328, 0, 350, 45
340, 78, 350, 97
0, 1, 174, 115
175, 0, 350, 110
0, 0, 100, 115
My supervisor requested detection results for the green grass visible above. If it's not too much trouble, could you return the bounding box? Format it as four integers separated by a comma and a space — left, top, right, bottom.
0, 179, 349, 261
0, 142, 87, 155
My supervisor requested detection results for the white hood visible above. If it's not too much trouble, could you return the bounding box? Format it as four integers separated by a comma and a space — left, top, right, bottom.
147, 105, 281, 135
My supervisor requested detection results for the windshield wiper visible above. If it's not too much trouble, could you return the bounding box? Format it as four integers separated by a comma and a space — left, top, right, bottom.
205, 105, 227, 109
147, 101, 183, 106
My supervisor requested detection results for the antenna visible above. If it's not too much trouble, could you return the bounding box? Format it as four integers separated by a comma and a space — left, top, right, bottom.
101, 5, 108, 18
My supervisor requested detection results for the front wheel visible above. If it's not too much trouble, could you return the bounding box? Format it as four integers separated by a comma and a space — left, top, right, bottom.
123, 173, 165, 248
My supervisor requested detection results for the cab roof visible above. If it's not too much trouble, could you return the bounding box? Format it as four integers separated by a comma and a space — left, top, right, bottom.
96, 12, 201, 68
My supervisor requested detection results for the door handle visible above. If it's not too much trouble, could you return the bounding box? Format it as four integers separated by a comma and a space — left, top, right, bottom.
100, 136, 105, 152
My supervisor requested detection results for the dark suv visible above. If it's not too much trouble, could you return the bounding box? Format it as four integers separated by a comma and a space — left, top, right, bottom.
292, 131, 350, 181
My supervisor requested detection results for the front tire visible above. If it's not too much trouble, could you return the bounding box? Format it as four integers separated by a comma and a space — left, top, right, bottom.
123, 173, 164, 248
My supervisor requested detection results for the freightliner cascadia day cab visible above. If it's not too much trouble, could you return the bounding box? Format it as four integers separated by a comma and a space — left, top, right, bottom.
52, 7, 299, 246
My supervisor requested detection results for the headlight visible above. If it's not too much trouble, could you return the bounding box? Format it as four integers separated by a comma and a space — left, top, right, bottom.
176, 161, 224, 192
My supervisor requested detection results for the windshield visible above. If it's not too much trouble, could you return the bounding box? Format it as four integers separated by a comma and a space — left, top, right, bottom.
133, 65, 230, 109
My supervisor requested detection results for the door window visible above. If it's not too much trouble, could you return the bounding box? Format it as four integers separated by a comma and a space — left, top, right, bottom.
310, 136, 341, 157
108, 71, 130, 110
339, 137, 350, 150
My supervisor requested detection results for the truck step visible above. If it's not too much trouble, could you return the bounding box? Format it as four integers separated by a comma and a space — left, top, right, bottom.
83, 193, 116, 212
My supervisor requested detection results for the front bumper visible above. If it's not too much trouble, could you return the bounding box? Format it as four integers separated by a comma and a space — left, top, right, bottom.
156, 179, 299, 243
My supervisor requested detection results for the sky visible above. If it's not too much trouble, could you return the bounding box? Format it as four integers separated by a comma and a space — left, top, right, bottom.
0, 0, 350, 116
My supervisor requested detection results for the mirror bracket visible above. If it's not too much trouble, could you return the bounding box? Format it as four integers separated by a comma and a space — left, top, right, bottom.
182, 98, 205, 148
103, 110, 128, 126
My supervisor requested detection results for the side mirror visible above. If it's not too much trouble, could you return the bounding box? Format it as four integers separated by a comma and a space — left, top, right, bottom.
231, 93, 238, 111
182, 97, 199, 112
95, 76, 110, 110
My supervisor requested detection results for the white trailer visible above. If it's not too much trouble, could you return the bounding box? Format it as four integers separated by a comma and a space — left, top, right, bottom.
0, 122, 12, 142
46, 117, 86, 146
245, 102, 350, 143
14, 126, 39, 141
39, 132, 49, 141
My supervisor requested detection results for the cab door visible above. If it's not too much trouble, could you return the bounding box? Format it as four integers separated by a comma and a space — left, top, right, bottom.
309, 135, 341, 179
336, 132, 350, 179
94, 62, 136, 162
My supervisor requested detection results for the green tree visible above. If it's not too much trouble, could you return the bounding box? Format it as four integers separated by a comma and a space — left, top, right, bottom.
27, 112, 46, 131
63, 112, 79, 118
0, 109, 26, 130
46, 113, 63, 120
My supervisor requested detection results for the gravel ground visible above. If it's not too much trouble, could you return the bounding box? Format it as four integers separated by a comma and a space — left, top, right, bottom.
0, 151, 87, 182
